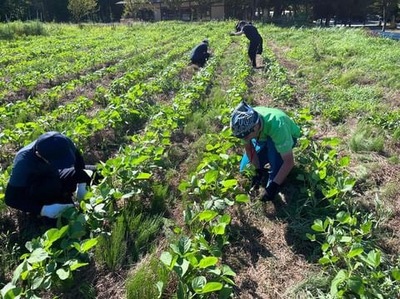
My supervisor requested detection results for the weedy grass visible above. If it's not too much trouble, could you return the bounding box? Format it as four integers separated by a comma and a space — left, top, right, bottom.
95, 211, 164, 271
0, 20, 46, 39
95, 215, 127, 271
125, 255, 169, 299
349, 123, 385, 153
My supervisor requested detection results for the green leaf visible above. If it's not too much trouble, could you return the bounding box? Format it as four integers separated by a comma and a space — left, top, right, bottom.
198, 210, 218, 222
321, 243, 330, 252
317, 168, 327, 179
68, 259, 89, 271
186, 253, 199, 267
56, 268, 70, 280
330, 269, 347, 296
208, 268, 221, 275
44, 226, 68, 247
177, 281, 186, 299
339, 156, 350, 167
220, 179, 237, 190
80, 238, 98, 252
220, 214, 231, 225
318, 256, 331, 265
347, 275, 364, 294
222, 265, 236, 276
342, 178, 356, 192
199, 282, 223, 293
174, 258, 190, 277
212, 223, 226, 235
1, 283, 22, 299
366, 250, 381, 268
219, 286, 233, 299
136, 172, 152, 179
322, 188, 339, 198
347, 247, 363, 258
340, 236, 352, 243
391, 268, 400, 281
336, 211, 351, 224
27, 248, 49, 263
12, 260, 28, 284
178, 236, 191, 255
160, 251, 173, 267
198, 256, 218, 269
311, 219, 325, 232
31, 276, 44, 290
306, 233, 316, 241
360, 221, 372, 234
322, 137, 340, 147
192, 276, 207, 292
156, 281, 164, 298
130, 155, 150, 165
204, 170, 219, 184
235, 193, 249, 203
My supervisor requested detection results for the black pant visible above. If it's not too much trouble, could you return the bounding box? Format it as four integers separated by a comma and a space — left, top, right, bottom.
248, 37, 263, 67
191, 53, 210, 67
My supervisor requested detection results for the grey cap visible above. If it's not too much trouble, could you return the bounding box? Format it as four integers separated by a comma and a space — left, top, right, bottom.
230, 101, 260, 138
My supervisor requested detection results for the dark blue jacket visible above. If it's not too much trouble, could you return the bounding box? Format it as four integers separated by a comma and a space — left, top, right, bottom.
190, 42, 209, 61
5, 132, 84, 214
242, 24, 262, 41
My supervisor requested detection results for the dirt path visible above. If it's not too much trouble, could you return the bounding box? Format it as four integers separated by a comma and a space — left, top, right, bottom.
221, 48, 318, 298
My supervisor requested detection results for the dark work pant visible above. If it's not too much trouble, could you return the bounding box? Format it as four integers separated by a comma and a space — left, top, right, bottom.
191, 53, 210, 67
5, 165, 97, 215
248, 37, 263, 67
239, 137, 296, 188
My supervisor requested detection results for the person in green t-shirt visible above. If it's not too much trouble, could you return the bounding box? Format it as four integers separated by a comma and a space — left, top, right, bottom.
230, 101, 301, 202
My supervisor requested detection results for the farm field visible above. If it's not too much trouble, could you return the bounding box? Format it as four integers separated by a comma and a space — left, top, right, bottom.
0, 21, 400, 299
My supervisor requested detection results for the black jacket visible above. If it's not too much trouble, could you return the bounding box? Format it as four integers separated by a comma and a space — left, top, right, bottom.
5, 133, 84, 214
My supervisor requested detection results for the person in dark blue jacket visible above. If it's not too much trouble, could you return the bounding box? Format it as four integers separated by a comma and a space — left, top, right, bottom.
231, 21, 263, 68
4, 131, 96, 219
190, 39, 211, 67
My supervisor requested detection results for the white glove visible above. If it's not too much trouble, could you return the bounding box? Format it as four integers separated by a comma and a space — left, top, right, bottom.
76, 183, 87, 200
40, 203, 74, 218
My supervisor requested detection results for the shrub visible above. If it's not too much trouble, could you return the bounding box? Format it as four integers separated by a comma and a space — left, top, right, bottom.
0, 20, 46, 40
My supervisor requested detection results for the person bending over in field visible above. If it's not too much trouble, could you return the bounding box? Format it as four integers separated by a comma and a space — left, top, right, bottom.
230, 21, 263, 68
5, 131, 98, 219
190, 39, 211, 67
230, 101, 301, 202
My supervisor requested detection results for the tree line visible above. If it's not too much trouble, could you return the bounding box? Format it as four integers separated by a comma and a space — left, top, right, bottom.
0, 0, 398, 25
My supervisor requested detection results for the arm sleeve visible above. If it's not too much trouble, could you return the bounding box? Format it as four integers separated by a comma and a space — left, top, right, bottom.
74, 149, 85, 170
5, 184, 42, 215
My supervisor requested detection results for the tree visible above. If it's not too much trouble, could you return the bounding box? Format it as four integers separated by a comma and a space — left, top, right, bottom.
123, 0, 150, 18
67, 0, 98, 22
196, 0, 212, 19
0, 0, 30, 21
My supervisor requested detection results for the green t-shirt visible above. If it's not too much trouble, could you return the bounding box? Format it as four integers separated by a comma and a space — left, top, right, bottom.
254, 107, 301, 154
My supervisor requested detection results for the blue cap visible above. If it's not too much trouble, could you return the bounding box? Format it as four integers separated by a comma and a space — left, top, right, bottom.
35, 132, 75, 169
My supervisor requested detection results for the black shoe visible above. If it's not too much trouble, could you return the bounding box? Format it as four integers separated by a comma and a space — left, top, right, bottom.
259, 188, 273, 202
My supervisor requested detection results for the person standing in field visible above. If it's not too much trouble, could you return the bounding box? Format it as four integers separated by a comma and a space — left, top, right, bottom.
190, 39, 211, 67
4, 131, 97, 219
230, 101, 301, 202
230, 21, 263, 68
